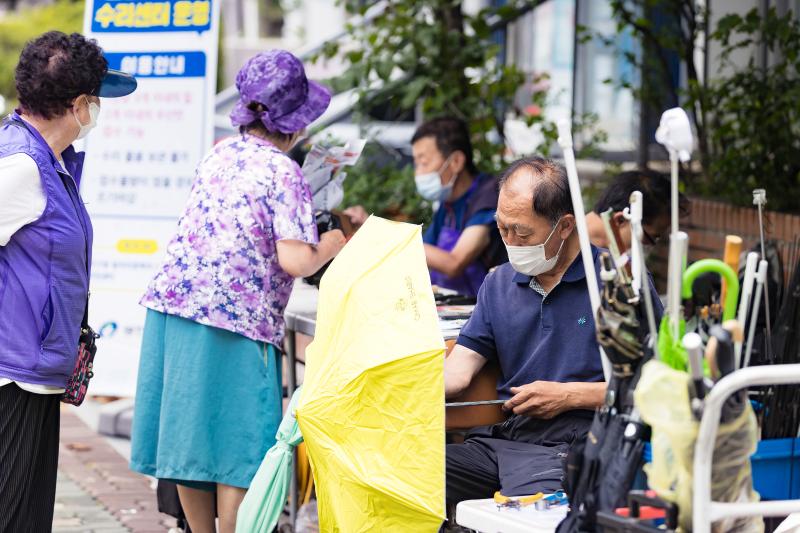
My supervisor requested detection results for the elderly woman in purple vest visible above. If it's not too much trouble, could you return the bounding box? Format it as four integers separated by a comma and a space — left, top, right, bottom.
130, 51, 345, 533
0, 32, 136, 530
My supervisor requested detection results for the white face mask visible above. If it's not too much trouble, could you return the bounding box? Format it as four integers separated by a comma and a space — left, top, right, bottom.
505, 219, 566, 276
415, 155, 454, 202
74, 97, 100, 140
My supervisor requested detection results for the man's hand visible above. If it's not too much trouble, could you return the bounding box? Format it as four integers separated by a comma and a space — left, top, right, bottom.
342, 205, 369, 226
503, 381, 606, 418
504, 381, 574, 419
424, 225, 490, 278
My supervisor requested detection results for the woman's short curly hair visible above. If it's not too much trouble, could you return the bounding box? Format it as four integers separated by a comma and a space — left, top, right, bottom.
15, 31, 108, 119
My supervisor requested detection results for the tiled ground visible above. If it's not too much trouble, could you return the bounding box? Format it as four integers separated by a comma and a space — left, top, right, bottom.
55, 408, 179, 533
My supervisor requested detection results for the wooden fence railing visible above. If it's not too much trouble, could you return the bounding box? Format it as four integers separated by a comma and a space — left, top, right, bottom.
650, 198, 800, 291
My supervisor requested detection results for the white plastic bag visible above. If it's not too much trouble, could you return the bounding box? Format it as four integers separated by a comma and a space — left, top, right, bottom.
302, 139, 366, 211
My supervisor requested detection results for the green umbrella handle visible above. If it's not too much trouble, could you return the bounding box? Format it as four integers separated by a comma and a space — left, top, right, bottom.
681, 259, 739, 321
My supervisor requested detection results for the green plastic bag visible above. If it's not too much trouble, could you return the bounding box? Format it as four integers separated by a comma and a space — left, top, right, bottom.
236, 387, 304, 533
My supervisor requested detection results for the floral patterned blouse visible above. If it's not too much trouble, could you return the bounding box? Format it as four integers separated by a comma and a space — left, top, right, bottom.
140, 133, 318, 346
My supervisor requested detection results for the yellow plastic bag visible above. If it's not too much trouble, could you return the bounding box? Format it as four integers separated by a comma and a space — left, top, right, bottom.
635, 360, 762, 532
296, 216, 446, 532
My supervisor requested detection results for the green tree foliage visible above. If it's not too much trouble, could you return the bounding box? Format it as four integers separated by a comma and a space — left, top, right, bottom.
0, 1, 85, 106
316, 0, 604, 220
323, 0, 528, 172
340, 142, 431, 224
603, 2, 800, 212
704, 9, 800, 210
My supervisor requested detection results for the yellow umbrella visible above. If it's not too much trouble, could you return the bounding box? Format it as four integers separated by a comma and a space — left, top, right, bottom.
296, 216, 446, 532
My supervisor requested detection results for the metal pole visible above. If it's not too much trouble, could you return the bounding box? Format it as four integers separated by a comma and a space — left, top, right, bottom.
670, 151, 679, 236
667, 231, 688, 340
446, 399, 506, 408
743, 260, 768, 369
753, 189, 773, 359
735, 252, 759, 367
285, 330, 298, 529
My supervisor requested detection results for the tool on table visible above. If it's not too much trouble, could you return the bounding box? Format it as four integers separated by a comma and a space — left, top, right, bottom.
445, 399, 506, 408
533, 491, 568, 511
753, 189, 773, 357
493, 491, 544, 510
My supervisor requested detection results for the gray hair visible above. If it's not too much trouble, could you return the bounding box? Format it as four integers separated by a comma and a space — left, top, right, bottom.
499, 156, 573, 225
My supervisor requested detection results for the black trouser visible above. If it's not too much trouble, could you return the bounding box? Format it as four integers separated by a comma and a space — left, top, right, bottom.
0, 383, 61, 533
446, 412, 592, 504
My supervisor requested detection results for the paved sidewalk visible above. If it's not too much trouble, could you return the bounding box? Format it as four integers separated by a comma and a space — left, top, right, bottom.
53, 474, 129, 533
55, 407, 179, 533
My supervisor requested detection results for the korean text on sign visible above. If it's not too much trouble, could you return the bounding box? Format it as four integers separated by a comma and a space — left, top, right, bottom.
92, 0, 211, 32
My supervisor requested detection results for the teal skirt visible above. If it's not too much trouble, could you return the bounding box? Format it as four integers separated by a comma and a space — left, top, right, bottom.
130, 310, 282, 490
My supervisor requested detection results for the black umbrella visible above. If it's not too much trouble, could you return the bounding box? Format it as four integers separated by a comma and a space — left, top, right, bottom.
558, 253, 654, 532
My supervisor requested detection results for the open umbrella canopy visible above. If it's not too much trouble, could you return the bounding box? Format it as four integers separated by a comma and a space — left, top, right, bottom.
296, 216, 446, 532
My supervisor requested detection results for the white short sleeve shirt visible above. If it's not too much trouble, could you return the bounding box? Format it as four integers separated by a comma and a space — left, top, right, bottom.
0, 152, 64, 394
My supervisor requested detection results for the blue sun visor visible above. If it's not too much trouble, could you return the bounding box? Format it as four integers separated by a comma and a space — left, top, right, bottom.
96, 68, 138, 98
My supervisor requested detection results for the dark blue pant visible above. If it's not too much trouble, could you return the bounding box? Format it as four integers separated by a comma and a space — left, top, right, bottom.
446, 411, 592, 504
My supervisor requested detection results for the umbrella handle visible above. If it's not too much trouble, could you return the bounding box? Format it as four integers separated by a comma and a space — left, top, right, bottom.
681, 259, 739, 321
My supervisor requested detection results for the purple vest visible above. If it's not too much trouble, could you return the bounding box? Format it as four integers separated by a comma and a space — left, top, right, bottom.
0, 112, 93, 387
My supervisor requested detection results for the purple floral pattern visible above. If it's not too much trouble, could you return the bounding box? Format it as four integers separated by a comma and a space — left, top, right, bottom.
229, 50, 331, 134
140, 134, 318, 345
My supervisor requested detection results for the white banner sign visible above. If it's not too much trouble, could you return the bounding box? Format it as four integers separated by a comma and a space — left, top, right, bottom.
82, 0, 220, 396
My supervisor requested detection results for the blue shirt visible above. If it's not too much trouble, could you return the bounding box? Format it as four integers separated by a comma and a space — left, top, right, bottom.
422, 199, 495, 245
456, 246, 663, 400
423, 173, 506, 296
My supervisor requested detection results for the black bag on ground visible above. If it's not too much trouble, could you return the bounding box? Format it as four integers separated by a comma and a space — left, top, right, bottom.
156, 480, 218, 532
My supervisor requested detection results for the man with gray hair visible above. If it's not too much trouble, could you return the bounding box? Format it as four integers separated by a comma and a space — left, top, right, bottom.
444, 157, 662, 505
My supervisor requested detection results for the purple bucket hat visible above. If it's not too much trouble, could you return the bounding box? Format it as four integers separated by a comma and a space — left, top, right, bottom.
230, 50, 331, 134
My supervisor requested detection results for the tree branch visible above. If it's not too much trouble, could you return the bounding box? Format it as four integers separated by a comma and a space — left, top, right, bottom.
613, 1, 679, 106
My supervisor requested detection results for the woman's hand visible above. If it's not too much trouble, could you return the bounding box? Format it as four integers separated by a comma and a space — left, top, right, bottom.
318, 229, 346, 262
276, 229, 346, 278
